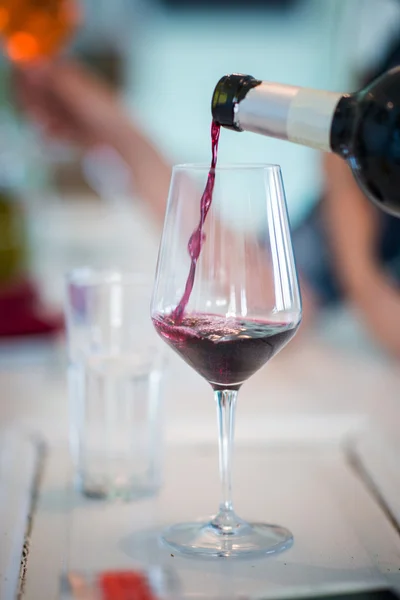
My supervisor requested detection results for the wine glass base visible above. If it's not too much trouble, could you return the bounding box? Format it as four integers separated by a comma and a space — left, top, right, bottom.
161, 520, 293, 558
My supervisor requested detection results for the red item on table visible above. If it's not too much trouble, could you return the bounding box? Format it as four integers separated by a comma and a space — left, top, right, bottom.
98, 571, 157, 600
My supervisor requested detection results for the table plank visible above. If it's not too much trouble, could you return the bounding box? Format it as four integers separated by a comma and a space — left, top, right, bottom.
352, 431, 400, 531
24, 444, 400, 600
0, 432, 43, 600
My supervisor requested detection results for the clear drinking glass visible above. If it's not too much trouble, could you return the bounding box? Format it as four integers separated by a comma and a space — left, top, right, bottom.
66, 269, 165, 500
151, 164, 302, 557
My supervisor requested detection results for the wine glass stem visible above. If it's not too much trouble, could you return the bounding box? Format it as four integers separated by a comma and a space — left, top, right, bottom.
214, 389, 238, 526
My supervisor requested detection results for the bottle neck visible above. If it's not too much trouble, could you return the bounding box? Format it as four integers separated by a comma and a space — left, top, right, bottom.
235, 82, 344, 152
329, 94, 358, 158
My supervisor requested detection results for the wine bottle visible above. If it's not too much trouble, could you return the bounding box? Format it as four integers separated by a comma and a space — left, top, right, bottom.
212, 69, 400, 217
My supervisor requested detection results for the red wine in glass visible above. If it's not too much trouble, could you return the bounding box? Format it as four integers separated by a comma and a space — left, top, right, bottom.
172, 120, 220, 322
153, 313, 298, 390
160, 120, 298, 388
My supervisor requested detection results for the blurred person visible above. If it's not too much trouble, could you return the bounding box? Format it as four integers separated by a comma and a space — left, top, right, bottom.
293, 36, 400, 357
14, 61, 172, 222
14, 34, 400, 357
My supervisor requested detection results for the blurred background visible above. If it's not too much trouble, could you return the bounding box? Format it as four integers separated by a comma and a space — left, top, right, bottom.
0, 0, 399, 470
1, 0, 400, 358
3, 7, 400, 589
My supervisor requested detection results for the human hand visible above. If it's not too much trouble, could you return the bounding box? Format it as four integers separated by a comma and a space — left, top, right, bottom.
14, 60, 131, 149
14, 59, 172, 225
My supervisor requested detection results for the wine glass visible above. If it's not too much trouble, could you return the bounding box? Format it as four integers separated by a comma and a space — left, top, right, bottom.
151, 163, 302, 558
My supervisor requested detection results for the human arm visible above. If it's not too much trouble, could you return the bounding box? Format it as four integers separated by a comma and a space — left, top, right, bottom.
14, 60, 171, 225
322, 152, 400, 356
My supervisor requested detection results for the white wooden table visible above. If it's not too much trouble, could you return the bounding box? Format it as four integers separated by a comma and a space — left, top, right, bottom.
1, 200, 400, 599
1, 329, 400, 600
22, 441, 400, 599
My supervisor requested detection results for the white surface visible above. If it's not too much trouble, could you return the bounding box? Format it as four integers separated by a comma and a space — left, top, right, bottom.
2, 329, 399, 449
354, 432, 400, 528
0, 432, 41, 600
29, 199, 160, 310
23, 444, 400, 599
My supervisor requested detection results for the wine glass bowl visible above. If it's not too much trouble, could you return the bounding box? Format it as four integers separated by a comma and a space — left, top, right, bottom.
151, 163, 301, 557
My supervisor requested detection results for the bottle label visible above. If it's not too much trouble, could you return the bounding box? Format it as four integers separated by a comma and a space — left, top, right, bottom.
287, 88, 342, 152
